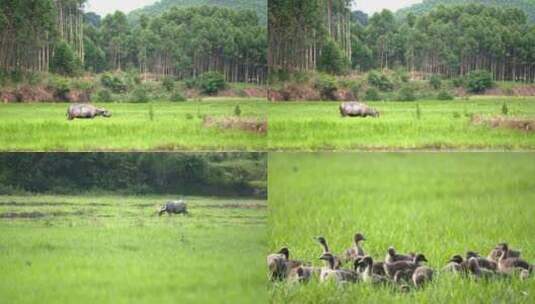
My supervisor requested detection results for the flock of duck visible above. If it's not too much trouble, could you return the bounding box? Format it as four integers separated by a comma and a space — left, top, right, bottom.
267, 232, 533, 291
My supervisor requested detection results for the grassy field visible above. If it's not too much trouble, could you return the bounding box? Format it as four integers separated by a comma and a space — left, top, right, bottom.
0, 194, 266, 304
268, 153, 535, 303
0, 98, 266, 151
268, 97, 535, 150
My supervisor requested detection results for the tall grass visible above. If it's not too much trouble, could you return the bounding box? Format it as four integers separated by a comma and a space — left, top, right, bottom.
268, 153, 535, 303
0, 194, 267, 304
0, 99, 266, 151
268, 97, 535, 150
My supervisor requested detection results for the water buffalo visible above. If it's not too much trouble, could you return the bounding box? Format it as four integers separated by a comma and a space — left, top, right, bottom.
339, 102, 379, 118
158, 200, 188, 216
67, 103, 111, 120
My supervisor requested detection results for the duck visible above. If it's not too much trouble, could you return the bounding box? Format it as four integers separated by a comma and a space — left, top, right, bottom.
267, 247, 306, 281
467, 257, 499, 280
344, 232, 366, 262
496, 243, 532, 274
442, 255, 464, 273
358, 256, 389, 285
288, 265, 321, 283
466, 251, 497, 271
354, 256, 386, 276
315, 236, 342, 269
488, 242, 521, 262
319, 252, 359, 284
384, 253, 428, 278
385, 246, 414, 264
412, 265, 434, 288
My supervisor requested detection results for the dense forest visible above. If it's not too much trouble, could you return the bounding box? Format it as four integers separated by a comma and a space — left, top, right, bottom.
128, 0, 268, 25
397, 0, 535, 23
0, 153, 267, 197
268, 0, 353, 76
352, 5, 535, 82
0, 0, 85, 73
0, 0, 267, 84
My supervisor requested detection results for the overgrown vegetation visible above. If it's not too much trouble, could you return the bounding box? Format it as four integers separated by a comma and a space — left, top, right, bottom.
0, 153, 266, 197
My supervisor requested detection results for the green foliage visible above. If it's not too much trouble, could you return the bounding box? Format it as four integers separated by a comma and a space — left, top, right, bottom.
95, 89, 113, 102
429, 75, 442, 90
367, 71, 394, 91
0, 153, 266, 196
148, 104, 154, 121
47, 77, 70, 100
364, 88, 380, 101
502, 102, 509, 115
317, 39, 350, 75
466, 70, 494, 93
162, 77, 175, 92
170, 90, 187, 102
452, 77, 465, 88
129, 0, 268, 24
234, 104, 242, 117
197, 72, 226, 95
437, 90, 454, 100
314, 74, 338, 100
398, 85, 417, 101
50, 41, 78, 76
100, 73, 128, 93
130, 86, 150, 103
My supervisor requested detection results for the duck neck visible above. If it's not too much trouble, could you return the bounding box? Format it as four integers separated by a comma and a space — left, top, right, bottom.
321, 242, 329, 253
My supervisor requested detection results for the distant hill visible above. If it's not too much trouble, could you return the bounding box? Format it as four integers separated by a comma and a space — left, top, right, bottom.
128, 0, 267, 24
396, 0, 535, 22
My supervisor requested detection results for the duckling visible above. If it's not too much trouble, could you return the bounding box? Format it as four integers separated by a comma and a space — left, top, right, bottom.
488, 243, 521, 262
442, 255, 464, 273
288, 266, 321, 283
384, 253, 428, 279
496, 243, 532, 274
520, 269, 530, 281
358, 256, 389, 285
466, 251, 497, 271
267, 247, 306, 281
354, 256, 386, 276
385, 246, 414, 264
319, 252, 359, 284
344, 232, 366, 262
467, 257, 498, 280
315, 236, 342, 269
267, 247, 289, 281
412, 265, 434, 288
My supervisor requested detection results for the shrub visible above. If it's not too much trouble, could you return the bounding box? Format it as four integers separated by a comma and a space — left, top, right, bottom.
170, 90, 186, 102
197, 71, 226, 95
317, 39, 350, 75
130, 86, 149, 103
184, 78, 197, 89
51, 41, 78, 76
452, 77, 465, 88
466, 70, 493, 93
162, 77, 175, 92
429, 75, 442, 90
437, 90, 454, 100
364, 88, 380, 101
398, 85, 417, 101
314, 74, 338, 100
101, 73, 127, 93
48, 77, 70, 100
367, 70, 393, 91
502, 102, 509, 115
234, 104, 242, 116
395, 69, 409, 83
96, 89, 113, 102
